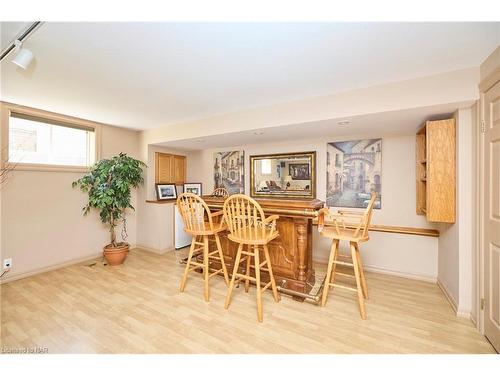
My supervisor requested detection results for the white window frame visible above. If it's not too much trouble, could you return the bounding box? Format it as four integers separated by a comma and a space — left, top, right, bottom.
1, 102, 101, 172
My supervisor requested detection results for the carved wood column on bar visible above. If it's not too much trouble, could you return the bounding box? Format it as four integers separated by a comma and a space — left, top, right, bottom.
295, 218, 308, 282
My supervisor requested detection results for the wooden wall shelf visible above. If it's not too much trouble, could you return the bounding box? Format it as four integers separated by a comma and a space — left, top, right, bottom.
416, 119, 456, 223
146, 199, 176, 204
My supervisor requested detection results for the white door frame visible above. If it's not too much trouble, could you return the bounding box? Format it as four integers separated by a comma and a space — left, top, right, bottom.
478, 64, 500, 343
477, 68, 500, 336
478, 92, 485, 334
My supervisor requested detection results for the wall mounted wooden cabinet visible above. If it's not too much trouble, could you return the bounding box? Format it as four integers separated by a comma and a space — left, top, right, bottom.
416, 119, 456, 223
155, 152, 186, 185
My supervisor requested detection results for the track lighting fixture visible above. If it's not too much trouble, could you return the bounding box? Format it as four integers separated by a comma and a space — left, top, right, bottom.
11, 40, 34, 69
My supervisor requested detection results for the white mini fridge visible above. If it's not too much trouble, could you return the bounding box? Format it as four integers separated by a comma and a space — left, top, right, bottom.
174, 204, 192, 249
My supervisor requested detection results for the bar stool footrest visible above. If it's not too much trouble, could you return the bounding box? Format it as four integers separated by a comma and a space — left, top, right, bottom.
329, 282, 357, 292
236, 274, 257, 282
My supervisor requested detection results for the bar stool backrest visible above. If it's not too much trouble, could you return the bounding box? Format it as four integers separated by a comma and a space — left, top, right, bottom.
223, 194, 268, 241
211, 187, 229, 197
177, 193, 213, 235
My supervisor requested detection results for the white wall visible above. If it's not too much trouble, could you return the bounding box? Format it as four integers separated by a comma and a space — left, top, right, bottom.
437, 107, 475, 317
1, 124, 140, 281
135, 145, 199, 253
188, 134, 439, 281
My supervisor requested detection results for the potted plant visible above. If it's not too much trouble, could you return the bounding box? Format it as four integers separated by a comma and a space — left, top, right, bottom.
72, 153, 146, 266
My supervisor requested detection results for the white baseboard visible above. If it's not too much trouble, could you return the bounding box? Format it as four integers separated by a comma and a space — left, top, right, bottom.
363, 265, 437, 283
133, 245, 174, 255
470, 313, 477, 327
0, 243, 148, 284
0, 252, 102, 284
437, 278, 458, 312
314, 255, 437, 284
436, 278, 471, 319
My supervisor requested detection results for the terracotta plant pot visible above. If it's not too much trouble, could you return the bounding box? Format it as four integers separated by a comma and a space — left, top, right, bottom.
103, 243, 129, 266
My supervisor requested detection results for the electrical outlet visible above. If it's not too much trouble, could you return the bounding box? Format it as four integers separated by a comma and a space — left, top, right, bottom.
3, 258, 12, 270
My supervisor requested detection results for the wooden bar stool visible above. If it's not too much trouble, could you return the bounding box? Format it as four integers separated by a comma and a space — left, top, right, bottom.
223, 194, 280, 322
317, 192, 377, 319
211, 187, 229, 197
177, 193, 230, 302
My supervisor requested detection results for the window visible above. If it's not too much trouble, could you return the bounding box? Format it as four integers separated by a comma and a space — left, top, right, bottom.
8, 112, 96, 167
261, 159, 272, 175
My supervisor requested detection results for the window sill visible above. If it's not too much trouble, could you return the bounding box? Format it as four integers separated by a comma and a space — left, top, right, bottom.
4, 162, 90, 173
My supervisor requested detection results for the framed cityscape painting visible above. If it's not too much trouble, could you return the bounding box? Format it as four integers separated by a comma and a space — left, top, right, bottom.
326, 139, 382, 209
213, 151, 244, 194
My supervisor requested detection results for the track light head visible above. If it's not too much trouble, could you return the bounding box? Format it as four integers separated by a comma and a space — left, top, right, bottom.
11, 40, 34, 69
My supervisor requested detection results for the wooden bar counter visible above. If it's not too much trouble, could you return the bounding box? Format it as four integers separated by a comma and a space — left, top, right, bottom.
202, 196, 324, 299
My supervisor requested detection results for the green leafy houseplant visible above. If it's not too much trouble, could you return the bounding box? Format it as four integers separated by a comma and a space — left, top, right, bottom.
72, 153, 146, 264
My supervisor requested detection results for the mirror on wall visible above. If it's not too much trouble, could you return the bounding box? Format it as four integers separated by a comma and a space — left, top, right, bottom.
250, 151, 316, 199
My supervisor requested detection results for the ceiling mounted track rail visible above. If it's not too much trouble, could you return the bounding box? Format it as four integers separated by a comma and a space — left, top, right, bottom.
0, 21, 43, 61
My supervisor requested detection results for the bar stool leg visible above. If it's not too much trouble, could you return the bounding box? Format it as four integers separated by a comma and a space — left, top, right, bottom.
321, 239, 338, 307
244, 245, 251, 293
350, 242, 366, 319
263, 244, 280, 302
225, 243, 243, 309
254, 245, 263, 322
214, 234, 229, 286
180, 235, 197, 292
330, 239, 339, 286
203, 235, 210, 302
354, 243, 368, 299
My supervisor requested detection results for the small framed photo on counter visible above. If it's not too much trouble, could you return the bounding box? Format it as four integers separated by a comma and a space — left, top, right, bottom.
156, 183, 177, 200
183, 183, 202, 196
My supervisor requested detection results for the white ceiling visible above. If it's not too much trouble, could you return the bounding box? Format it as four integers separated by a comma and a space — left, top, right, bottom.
155, 102, 468, 151
0, 22, 499, 130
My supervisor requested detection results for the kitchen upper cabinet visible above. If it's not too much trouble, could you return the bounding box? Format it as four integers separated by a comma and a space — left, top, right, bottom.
155, 152, 186, 185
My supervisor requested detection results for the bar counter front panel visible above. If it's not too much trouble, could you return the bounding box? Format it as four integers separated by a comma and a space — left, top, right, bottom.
202, 196, 324, 299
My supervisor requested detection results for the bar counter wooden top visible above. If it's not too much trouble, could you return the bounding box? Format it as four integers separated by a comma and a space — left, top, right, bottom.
202, 195, 325, 300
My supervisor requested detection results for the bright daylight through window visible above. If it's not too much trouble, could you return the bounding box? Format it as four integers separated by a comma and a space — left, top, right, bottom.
8, 113, 96, 167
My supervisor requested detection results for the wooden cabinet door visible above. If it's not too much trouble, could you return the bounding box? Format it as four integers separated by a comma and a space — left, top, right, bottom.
155, 153, 172, 183
426, 119, 456, 223
173, 155, 186, 185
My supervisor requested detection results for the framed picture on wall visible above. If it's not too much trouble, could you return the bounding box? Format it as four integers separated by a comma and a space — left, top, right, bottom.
156, 183, 177, 200
213, 150, 244, 194
326, 138, 382, 209
184, 182, 202, 196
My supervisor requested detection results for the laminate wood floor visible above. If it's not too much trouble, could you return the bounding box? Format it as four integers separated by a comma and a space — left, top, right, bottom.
0, 249, 495, 354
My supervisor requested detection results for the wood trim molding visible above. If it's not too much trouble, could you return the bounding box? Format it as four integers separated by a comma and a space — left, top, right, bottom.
146, 199, 177, 204
312, 221, 439, 237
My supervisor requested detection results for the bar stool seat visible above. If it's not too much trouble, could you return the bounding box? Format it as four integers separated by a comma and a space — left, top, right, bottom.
227, 227, 279, 245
